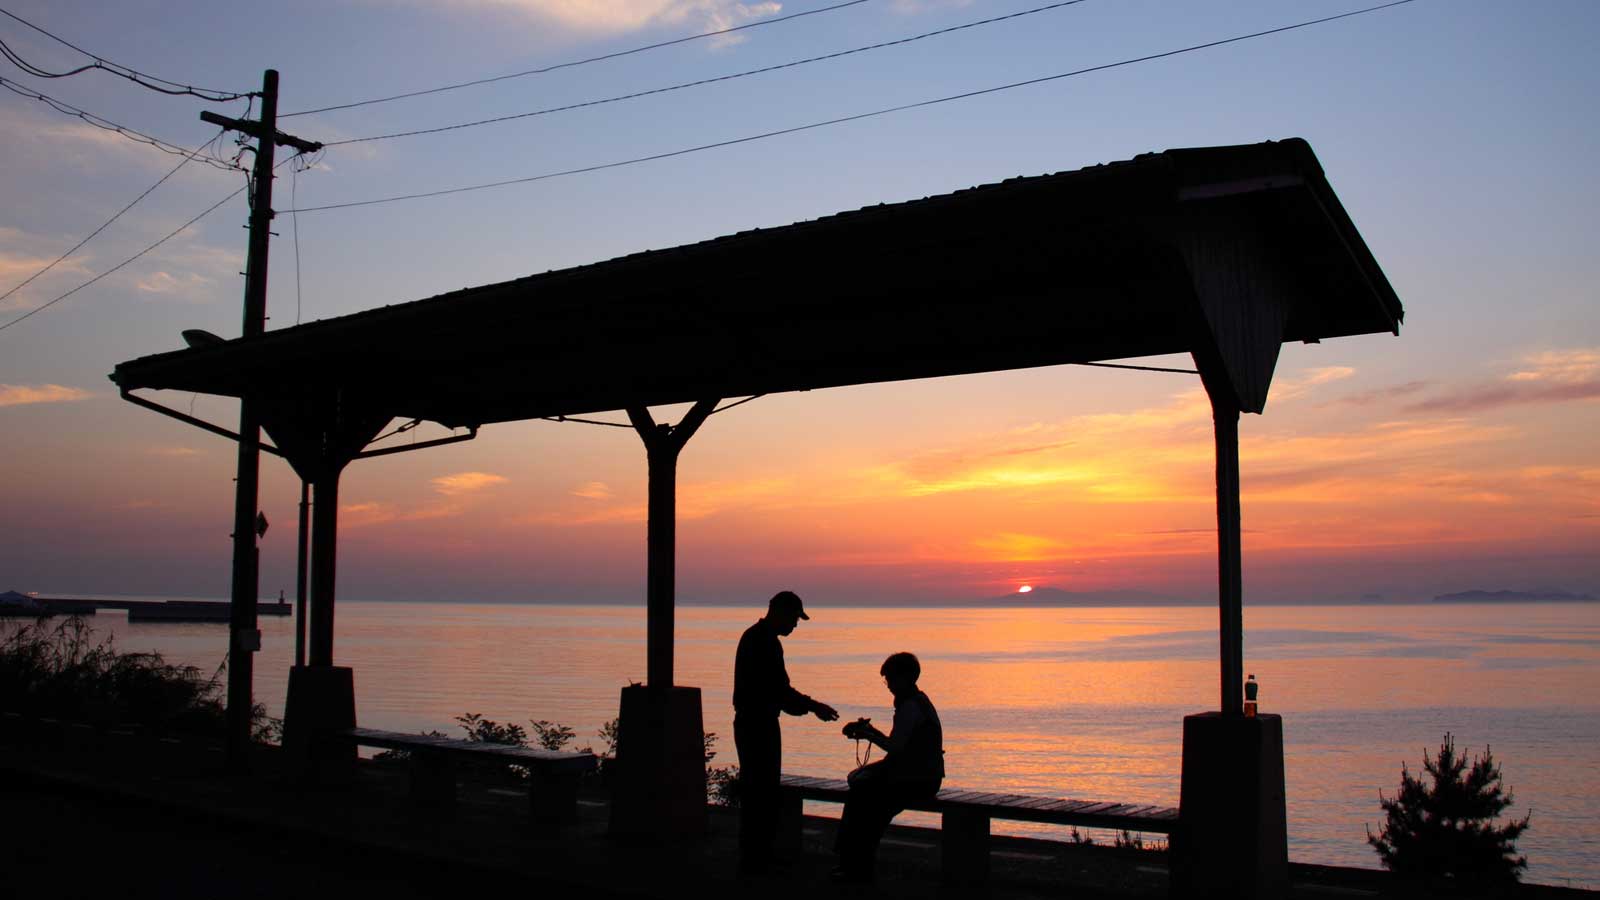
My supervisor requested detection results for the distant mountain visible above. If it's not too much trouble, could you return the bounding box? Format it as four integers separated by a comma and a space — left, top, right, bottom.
980, 586, 1205, 607
1432, 589, 1598, 604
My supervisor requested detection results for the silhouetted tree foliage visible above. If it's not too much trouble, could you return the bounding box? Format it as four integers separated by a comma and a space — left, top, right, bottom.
0, 615, 276, 740
597, 717, 621, 757
703, 730, 739, 807
387, 712, 738, 802
454, 712, 527, 746
1366, 733, 1530, 886
529, 719, 576, 751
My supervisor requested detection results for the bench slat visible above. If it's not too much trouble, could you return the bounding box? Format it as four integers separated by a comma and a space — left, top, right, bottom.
1013, 797, 1062, 810
1035, 799, 1098, 814
776, 774, 1177, 834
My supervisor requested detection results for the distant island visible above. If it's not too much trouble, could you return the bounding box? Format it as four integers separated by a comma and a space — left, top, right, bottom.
1432, 589, 1598, 604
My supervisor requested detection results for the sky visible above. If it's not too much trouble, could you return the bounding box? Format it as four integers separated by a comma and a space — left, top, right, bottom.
1, 0, 1596, 606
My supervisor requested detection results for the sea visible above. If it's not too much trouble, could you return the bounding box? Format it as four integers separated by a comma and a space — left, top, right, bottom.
47, 599, 1600, 889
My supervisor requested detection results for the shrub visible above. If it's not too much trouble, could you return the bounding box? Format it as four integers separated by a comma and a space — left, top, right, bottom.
1366, 733, 1530, 885
597, 717, 621, 757
529, 719, 576, 751
704, 730, 739, 807
0, 615, 235, 738
455, 713, 527, 746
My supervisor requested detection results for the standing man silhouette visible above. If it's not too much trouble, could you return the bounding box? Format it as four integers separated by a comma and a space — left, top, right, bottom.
734, 590, 839, 875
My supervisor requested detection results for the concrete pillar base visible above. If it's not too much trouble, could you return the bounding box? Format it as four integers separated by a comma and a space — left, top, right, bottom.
282, 665, 356, 785
608, 684, 707, 842
1171, 712, 1288, 899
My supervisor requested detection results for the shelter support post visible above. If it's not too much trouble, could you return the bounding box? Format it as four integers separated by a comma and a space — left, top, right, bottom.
282, 467, 357, 784
307, 473, 339, 667
269, 395, 388, 783
295, 480, 309, 668
1210, 394, 1244, 716
1171, 245, 1290, 898
610, 399, 719, 842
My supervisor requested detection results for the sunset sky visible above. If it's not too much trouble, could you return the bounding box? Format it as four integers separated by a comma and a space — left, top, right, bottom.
2, 0, 1595, 605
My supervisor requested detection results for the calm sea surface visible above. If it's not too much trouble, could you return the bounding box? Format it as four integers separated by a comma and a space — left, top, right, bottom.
75, 601, 1599, 888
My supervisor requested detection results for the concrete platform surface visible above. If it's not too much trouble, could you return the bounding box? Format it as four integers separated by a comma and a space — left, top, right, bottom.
0, 728, 1591, 900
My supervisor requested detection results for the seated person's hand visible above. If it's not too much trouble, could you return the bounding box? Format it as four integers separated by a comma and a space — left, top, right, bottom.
841, 717, 873, 740
814, 701, 840, 722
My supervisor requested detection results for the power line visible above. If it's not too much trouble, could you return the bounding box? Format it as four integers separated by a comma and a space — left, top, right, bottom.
541, 414, 634, 429
0, 128, 229, 307
0, 75, 245, 171
0, 183, 246, 333
1, 34, 95, 78
288, 0, 1419, 215
0, 7, 250, 101
329, 0, 1095, 147
282, 0, 875, 118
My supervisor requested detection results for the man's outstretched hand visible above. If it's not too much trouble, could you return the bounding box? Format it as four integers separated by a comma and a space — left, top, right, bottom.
813, 702, 839, 722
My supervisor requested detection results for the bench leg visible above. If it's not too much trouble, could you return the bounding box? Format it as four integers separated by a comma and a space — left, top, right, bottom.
941, 810, 990, 886
529, 770, 582, 831
776, 790, 805, 854
408, 751, 457, 815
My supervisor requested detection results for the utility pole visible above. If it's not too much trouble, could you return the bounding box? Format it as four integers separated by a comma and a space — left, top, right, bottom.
201, 69, 322, 773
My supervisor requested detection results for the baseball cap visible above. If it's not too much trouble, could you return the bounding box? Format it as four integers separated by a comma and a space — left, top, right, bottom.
768, 590, 809, 620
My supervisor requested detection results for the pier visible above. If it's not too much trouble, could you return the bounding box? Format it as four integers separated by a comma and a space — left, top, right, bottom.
11, 597, 295, 622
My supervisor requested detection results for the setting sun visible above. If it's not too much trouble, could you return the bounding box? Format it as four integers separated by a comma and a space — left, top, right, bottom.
1017, 585, 1033, 594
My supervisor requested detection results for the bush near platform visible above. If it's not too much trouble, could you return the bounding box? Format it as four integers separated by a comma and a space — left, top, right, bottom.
0, 615, 278, 741
1366, 732, 1531, 887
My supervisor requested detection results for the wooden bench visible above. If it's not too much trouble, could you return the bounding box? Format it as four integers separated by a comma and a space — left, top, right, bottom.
778, 774, 1179, 884
345, 727, 598, 828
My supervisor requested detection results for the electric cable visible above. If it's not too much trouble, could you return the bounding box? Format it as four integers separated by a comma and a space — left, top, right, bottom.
540, 414, 634, 429
287, 0, 1419, 214
1, 34, 95, 78
0, 184, 245, 334
0, 75, 245, 171
0, 7, 250, 101
327, 0, 1095, 147
0, 127, 230, 307
282, 0, 874, 118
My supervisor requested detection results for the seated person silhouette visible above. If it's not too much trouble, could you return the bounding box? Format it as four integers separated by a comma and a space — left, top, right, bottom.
834, 651, 944, 883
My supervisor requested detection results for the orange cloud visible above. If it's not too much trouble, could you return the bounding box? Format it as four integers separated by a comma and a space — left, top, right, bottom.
0, 384, 91, 407
1268, 366, 1356, 404
431, 471, 508, 495
517, 474, 795, 526
971, 532, 1071, 562
571, 481, 613, 500
341, 500, 468, 528
863, 387, 1213, 502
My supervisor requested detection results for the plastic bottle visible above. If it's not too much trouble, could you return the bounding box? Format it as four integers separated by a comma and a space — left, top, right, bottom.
1243, 674, 1259, 718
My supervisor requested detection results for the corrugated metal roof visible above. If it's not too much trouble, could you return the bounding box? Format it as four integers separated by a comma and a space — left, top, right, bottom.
112, 138, 1401, 428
